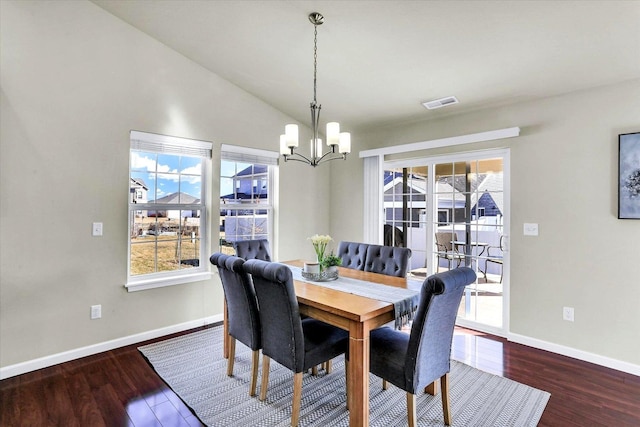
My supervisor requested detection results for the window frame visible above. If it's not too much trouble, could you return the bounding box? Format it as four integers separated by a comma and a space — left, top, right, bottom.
126, 131, 213, 292
219, 144, 278, 256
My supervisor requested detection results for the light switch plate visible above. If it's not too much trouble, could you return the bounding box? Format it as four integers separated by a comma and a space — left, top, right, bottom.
523, 223, 538, 236
91, 304, 102, 319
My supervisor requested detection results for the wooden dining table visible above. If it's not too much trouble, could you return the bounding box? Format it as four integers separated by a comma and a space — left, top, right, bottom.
222, 259, 414, 426
287, 260, 411, 427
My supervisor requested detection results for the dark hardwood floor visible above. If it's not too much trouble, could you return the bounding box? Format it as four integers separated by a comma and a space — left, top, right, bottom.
1, 324, 639, 426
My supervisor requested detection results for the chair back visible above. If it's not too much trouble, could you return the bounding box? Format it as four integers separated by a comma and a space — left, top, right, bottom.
383, 224, 404, 247
242, 259, 305, 372
233, 239, 272, 261
405, 267, 476, 392
364, 244, 412, 277
337, 241, 369, 270
435, 232, 458, 251
209, 253, 261, 351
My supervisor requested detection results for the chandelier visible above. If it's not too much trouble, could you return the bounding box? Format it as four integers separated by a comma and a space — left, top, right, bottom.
280, 12, 351, 167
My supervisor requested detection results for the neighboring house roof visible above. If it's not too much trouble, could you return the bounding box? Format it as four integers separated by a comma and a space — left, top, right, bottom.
151, 192, 200, 204
473, 172, 504, 214
130, 177, 148, 190
384, 173, 466, 205
383, 171, 504, 213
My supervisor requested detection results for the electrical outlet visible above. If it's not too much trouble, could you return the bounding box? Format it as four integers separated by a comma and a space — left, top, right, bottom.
92, 222, 103, 236
91, 304, 102, 319
563, 306, 574, 322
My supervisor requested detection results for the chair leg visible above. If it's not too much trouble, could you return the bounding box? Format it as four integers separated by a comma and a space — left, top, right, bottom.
259, 355, 270, 401
382, 379, 389, 390
249, 349, 259, 397
325, 359, 332, 374
311, 365, 319, 376
291, 372, 303, 427
425, 380, 438, 395
406, 392, 417, 427
441, 373, 452, 425
226, 336, 236, 376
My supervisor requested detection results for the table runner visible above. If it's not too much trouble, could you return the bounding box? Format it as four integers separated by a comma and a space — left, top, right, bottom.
289, 266, 420, 329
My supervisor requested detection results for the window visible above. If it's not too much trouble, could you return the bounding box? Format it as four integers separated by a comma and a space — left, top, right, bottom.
127, 131, 212, 291
219, 144, 278, 256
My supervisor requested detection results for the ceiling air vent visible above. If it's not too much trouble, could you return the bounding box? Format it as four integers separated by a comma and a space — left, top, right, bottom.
422, 96, 459, 110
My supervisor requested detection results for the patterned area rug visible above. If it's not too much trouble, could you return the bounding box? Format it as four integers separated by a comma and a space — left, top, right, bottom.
139, 326, 550, 426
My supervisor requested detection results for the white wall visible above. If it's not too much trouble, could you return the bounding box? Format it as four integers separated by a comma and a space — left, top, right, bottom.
2, 0, 638, 376
331, 79, 640, 369
0, 0, 328, 370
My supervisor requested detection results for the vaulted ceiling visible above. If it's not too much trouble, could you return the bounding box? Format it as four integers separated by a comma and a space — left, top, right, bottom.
92, 1, 640, 131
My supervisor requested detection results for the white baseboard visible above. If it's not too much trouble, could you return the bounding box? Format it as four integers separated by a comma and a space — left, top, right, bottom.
0, 314, 222, 380
4, 317, 638, 380
508, 332, 640, 377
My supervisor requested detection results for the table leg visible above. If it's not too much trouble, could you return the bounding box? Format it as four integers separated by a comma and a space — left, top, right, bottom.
348, 321, 370, 427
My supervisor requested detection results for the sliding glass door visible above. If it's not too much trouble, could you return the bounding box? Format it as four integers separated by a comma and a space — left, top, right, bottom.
383, 150, 508, 334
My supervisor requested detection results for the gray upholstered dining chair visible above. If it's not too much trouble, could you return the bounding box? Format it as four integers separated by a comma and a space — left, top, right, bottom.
364, 244, 412, 277
233, 239, 272, 261
337, 241, 369, 271
242, 259, 349, 427
368, 267, 476, 426
209, 253, 261, 397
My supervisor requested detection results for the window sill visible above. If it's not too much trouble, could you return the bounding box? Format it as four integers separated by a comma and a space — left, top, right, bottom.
125, 271, 213, 292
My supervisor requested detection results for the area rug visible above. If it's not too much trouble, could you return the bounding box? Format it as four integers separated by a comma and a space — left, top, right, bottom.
139, 326, 550, 426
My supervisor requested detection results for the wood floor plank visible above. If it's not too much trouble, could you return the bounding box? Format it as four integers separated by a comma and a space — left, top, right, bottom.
1, 324, 638, 427
16, 371, 48, 426
42, 366, 81, 427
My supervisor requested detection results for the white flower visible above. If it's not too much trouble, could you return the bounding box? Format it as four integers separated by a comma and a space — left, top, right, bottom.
308, 234, 332, 245
308, 234, 333, 263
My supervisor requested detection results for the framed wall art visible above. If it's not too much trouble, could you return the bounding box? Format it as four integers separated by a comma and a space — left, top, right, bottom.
618, 132, 640, 219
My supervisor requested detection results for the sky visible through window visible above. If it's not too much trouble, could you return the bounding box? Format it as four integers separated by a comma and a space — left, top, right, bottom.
131, 151, 202, 202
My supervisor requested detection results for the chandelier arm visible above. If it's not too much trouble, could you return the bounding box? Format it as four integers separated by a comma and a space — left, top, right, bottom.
284, 152, 313, 164
316, 151, 347, 165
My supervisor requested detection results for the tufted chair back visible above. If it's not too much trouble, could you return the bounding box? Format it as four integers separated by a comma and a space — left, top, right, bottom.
242, 259, 304, 372
368, 267, 476, 426
337, 241, 369, 271
209, 253, 260, 351
242, 259, 349, 425
233, 239, 272, 261
364, 244, 412, 277
209, 252, 262, 396
405, 267, 476, 391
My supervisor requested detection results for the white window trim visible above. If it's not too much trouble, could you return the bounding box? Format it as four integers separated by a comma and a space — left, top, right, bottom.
126, 271, 212, 292
126, 130, 213, 292
359, 127, 520, 158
